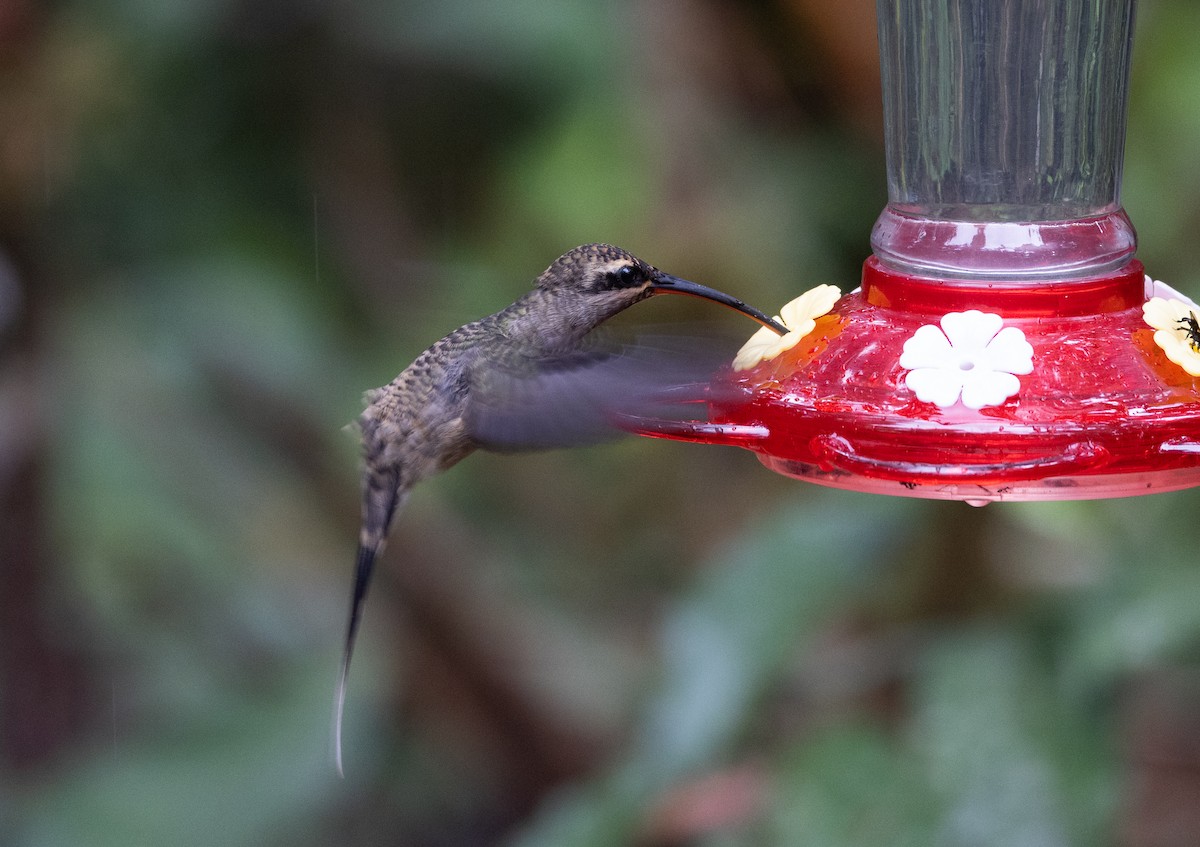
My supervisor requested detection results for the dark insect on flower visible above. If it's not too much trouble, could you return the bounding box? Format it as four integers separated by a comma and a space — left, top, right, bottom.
1177, 310, 1200, 352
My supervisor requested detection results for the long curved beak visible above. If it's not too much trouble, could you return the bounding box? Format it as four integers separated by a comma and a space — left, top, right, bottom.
649, 272, 787, 335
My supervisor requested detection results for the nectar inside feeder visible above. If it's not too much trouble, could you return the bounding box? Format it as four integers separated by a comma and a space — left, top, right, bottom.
636, 0, 1200, 503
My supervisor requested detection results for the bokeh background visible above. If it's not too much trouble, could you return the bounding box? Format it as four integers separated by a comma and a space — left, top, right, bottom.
4, 0, 1200, 844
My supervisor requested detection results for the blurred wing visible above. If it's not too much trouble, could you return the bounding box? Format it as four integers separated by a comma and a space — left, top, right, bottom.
464, 329, 742, 451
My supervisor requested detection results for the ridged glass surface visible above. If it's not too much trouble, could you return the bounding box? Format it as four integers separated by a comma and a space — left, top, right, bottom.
872, 0, 1138, 279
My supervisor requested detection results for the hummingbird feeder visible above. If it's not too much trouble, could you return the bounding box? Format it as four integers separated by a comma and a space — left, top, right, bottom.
642, 0, 1200, 503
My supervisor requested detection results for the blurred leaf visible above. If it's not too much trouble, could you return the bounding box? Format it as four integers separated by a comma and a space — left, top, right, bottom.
40, 255, 359, 745
346, 0, 616, 85
495, 96, 654, 250
15, 663, 346, 847
995, 494, 1200, 697
768, 725, 937, 847
80, 0, 231, 44
1125, 0, 1200, 285
511, 488, 928, 846
910, 629, 1116, 847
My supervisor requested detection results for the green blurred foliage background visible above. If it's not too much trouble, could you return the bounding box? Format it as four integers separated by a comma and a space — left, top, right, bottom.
2, 1, 1200, 845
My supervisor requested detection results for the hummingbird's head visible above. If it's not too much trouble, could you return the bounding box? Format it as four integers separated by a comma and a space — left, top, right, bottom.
537, 244, 786, 333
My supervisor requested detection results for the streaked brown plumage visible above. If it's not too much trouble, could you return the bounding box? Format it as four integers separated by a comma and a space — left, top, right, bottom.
334, 244, 784, 772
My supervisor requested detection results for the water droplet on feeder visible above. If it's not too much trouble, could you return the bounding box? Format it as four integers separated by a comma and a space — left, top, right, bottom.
964, 498, 991, 508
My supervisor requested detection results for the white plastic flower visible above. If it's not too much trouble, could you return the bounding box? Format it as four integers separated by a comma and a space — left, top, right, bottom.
733, 284, 841, 372
1143, 280, 1200, 377
899, 310, 1034, 410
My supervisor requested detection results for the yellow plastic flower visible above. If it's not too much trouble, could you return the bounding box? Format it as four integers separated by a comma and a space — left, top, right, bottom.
1144, 295, 1200, 377
733, 284, 841, 372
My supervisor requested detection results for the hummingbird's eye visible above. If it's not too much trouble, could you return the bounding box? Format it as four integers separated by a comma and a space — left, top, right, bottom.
610, 265, 642, 288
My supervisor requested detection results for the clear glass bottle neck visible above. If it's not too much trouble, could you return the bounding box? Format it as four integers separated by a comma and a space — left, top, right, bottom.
872, 0, 1138, 281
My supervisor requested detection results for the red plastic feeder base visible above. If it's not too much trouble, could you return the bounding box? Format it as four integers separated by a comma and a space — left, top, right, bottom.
637, 258, 1200, 503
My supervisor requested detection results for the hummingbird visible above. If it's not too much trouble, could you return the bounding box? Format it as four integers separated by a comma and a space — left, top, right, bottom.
334, 243, 785, 772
